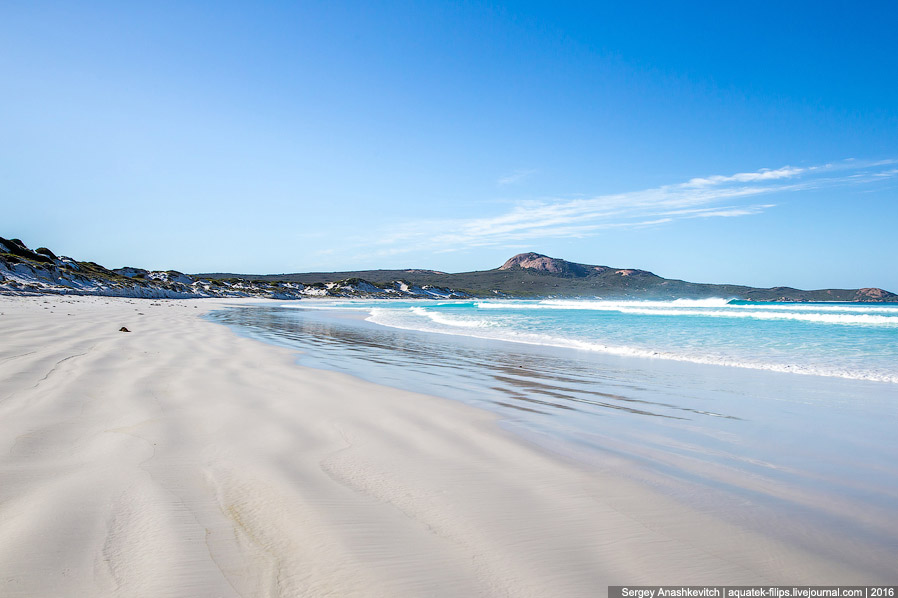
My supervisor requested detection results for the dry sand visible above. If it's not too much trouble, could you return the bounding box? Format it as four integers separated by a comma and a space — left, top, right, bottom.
0, 296, 883, 597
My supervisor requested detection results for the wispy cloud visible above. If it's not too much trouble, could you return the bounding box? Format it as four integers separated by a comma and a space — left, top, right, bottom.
335, 159, 898, 261
497, 169, 537, 186
684, 166, 805, 187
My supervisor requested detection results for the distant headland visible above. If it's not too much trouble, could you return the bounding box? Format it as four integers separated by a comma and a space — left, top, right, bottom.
2, 238, 895, 301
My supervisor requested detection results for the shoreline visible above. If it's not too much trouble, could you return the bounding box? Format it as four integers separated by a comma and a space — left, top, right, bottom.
0, 295, 893, 596
289, 298, 898, 385
209, 301, 898, 572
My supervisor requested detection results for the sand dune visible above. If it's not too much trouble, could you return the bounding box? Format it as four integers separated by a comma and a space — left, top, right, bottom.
0, 296, 883, 597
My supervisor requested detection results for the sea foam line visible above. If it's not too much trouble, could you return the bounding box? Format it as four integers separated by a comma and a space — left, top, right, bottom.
604, 307, 897, 325
477, 298, 898, 313
365, 307, 898, 384
409, 306, 493, 328
473, 300, 898, 325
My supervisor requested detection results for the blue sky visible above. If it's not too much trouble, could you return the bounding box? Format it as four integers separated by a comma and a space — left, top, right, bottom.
2, 1, 897, 290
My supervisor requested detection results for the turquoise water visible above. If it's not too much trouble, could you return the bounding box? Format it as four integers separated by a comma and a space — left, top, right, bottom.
304, 298, 898, 383
207, 298, 898, 570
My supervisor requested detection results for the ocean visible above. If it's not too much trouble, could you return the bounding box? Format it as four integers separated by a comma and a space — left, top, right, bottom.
363, 298, 898, 383
207, 298, 898, 570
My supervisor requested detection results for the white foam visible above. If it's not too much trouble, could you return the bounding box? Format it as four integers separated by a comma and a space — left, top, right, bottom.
714, 302, 898, 314
668, 298, 733, 307
366, 307, 898, 384
474, 299, 898, 326
611, 307, 898, 326
409, 306, 493, 328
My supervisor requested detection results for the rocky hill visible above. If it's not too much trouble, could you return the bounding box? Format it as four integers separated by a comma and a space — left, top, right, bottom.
0, 238, 467, 300
209, 252, 898, 302
491, 253, 897, 301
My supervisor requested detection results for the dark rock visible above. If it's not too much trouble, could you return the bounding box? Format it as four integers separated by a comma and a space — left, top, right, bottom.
35, 247, 58, 260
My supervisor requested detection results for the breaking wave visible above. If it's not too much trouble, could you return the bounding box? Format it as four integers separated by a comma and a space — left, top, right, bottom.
366, 304, 898, 384
408, 306, 493, 328
472, 299, 898, 326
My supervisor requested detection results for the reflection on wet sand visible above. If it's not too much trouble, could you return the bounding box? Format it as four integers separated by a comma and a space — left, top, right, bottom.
211, 305, 718, 422
207, 304, 898, 576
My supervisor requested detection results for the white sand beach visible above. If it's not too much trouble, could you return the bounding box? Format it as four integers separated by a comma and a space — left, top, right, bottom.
0, 296, 887, 597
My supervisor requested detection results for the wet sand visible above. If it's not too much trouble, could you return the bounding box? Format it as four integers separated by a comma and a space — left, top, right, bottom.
0, 296, 892, 597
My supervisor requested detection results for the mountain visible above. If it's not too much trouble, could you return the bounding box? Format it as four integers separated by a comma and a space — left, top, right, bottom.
204, 252, 898, 302
3, 238, 895, 302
